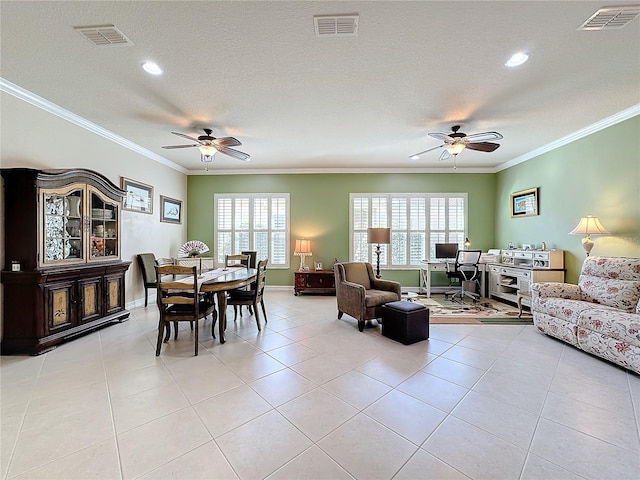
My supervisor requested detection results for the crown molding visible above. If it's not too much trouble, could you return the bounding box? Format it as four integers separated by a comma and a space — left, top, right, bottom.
186, 166, 496, 175
495, 104, 640, 172
0, 77, 188, 174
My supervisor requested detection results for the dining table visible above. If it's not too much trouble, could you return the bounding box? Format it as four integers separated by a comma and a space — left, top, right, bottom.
195, 266, 258, 344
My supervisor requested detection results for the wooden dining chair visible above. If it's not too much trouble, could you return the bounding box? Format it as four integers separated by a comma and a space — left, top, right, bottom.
225, 253, 251, 269
227, 258, 268, 331
136, 253, 173, 307
155, 264, 216, 356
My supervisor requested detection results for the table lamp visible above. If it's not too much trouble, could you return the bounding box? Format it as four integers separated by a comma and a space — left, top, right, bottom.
569, 215, 609, 256
294, 239, 312, 270
367, 227, 391, 278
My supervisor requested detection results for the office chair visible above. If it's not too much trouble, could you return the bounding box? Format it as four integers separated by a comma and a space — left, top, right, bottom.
445, 250, 482, 303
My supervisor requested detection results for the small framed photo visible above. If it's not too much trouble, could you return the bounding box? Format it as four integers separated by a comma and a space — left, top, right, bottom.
160, 196, 182, 224
315, 261, 323, 271
510, 187, 538, 218
121, 177, 153, 214
301, 265, 310, 272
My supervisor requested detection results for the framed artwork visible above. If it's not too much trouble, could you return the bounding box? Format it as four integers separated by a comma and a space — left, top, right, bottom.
160, 195, 182, 224
121, 177, 153, 214
510, 187, 538, 218
315, 261, 323, 271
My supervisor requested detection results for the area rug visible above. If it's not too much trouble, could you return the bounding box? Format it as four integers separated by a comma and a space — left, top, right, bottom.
413, 295, 533, 325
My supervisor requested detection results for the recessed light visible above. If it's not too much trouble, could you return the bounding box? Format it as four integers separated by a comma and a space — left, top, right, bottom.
142, 61, 163, 75
505, 52, 529, 67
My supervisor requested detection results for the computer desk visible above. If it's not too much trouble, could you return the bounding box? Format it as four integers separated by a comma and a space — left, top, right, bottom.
419, 260, 488, 298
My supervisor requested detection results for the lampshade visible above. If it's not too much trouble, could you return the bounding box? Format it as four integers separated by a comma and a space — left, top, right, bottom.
446, 143, 466, 155
569, 216, 609, 236
367, 227, 391, 244
569, 215, 609, 256
294, 239, 312, 255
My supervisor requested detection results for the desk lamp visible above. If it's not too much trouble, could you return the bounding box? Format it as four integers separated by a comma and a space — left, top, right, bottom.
294, 239, 312, 270
569, 215, 609, 256
367, 227, 391, 278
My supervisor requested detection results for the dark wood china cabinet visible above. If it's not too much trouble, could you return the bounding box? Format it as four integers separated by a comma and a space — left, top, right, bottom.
1, 168, 130, 354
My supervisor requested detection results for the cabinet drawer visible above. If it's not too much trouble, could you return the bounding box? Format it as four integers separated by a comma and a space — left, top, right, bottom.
306, 274, 335, 289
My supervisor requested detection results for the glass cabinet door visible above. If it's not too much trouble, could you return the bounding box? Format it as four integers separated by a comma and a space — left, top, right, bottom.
89, 187, 119, 261
42, 186, 85, 264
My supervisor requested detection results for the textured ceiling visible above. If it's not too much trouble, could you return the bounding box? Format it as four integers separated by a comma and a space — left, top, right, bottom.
1, 1, 639, 174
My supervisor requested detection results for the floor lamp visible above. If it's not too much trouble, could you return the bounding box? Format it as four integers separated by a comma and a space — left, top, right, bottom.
367, 227, 390, 279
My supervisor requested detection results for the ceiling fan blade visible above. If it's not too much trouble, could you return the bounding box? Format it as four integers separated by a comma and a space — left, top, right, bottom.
408, 144, 444, 158
216, 145, 251, 161
214, 136, 242, 147
428, 132, 452, 141
162, 144, 198, 149
438, 150, 452, 161
171, 132, 201, 143
466, 142, 501, 152
464, 131, 503, 142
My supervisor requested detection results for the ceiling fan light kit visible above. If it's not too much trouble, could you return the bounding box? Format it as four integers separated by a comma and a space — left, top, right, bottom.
409, 125, 503, 168
162, 128, 250, 170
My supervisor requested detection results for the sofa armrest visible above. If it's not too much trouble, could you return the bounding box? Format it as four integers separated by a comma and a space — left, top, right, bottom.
371, 278, 402, 298
531, 282, 582, 300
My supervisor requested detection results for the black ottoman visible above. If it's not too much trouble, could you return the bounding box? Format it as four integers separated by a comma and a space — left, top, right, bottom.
381, 300, 429, 345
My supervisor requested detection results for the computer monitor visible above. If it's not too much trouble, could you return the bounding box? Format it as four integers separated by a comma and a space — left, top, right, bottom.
435, 243, 459, 260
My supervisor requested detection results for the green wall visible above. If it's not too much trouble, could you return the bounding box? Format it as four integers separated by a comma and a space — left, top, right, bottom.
495, 116, 640, 283
187, 115, 639, 287
187, 173, 496, 286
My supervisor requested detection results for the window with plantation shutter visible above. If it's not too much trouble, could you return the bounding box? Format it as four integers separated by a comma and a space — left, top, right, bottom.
214, 194, 290, 268
350, 193, 467, 268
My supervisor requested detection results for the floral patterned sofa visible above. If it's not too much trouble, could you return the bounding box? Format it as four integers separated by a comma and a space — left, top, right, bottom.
531, 256, 640, 374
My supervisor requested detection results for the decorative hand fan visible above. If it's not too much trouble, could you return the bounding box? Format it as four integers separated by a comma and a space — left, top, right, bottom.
178, 240, 210, 257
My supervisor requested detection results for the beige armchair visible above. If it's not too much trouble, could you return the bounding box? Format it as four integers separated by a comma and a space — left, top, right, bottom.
334, 262, 402, 332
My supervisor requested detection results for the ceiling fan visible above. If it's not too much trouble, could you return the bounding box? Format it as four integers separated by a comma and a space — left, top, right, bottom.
409, 125, 503, 169
162, 128, 250, 165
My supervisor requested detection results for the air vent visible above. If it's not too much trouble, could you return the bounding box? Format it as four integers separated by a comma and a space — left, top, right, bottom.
314, 15, 359, 37
74, 25, 133, 46
577, 5, 640, 30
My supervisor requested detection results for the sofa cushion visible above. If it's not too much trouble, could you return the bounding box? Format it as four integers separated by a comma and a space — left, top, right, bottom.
533, 297, 597, 324
579, 256, 640, 312
577, 308, 640, 347
344, 262, 371, 290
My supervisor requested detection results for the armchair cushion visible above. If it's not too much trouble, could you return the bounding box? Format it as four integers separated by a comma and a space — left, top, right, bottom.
364, 289, 400, 308
342, 262, 371, 290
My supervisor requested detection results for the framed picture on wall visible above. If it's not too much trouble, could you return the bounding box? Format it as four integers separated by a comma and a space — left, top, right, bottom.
121, 177, 153, 214
160, 195, 182, 224
510, 187, 538, 218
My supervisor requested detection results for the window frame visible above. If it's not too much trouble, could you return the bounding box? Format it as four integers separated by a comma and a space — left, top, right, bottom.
214, 193, 290, 269
349, 193, 468, 269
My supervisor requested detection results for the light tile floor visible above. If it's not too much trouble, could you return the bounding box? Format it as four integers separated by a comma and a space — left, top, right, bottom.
1, 290, 639, 480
